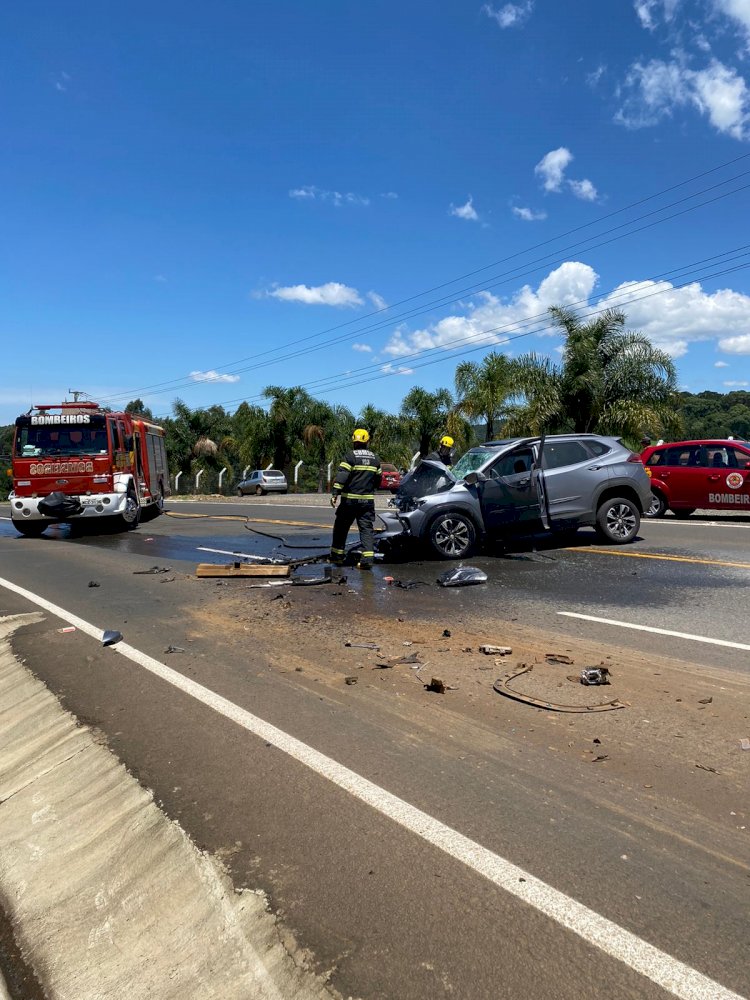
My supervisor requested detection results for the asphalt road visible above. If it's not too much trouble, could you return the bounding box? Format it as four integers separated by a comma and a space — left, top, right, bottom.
0, 499, 748, 1000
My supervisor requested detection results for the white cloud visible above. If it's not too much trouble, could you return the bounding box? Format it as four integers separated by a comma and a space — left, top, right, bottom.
716, 0, 750, 39
352, 343, 373, 353
268, 282, 363, 307
384, 261, 598, 357
633, 0, 680, 29
288, 185, 370, 207
715, 360, 730, 366
367, 290, 388, 310
190, 370, 241, 384
724, 379, 750, 386
380, 191, 399, 199
383, 260, 750, 362
568, 178, 598, 201
381, 363, 414, 375
586, 64, 606, 88
718, 332, 750, 353
450, 196, 479, 221
535, 147, 573, 192
616, 58, 750, 139
512, 205, 547, 221
482, 1, 533, 28
534, 148, 600, 200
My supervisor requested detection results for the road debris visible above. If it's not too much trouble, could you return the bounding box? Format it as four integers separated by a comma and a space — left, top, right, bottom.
57, 626, 76, 634
479, 644, 512, 656
545, 653, 574, 665
442, 629, 452, 638
87, 581, 100, 588
695, 762, 719, 774
345, 676, 358, 685
134, 566, 173, 575
494, 665, 625, 713
102, 629, 122, 647
437, 566, 488, 587
580, 667, 612, 686
739, 738, 750, 750
392, 580, 428, 590
425, 677, 446, 693
164, 645, 186, 654
345, 641, 380, 650
698, 697, 713, 705
592, 755, 609, 763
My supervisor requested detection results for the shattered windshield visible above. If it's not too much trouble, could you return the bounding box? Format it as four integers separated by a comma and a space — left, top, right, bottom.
451, 449, 495, 478
397, 460, 455, 499
15, 425, 109, 457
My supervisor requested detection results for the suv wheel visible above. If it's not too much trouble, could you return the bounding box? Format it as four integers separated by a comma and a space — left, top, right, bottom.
644, 490, 667, 519
595, 497, 639, 544
428, 512, 477, 559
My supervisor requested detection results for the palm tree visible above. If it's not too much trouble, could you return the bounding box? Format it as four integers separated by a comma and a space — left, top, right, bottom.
400, 386, 454, 457
454, 352, 518, 441
302, 401, 354, 491
262, 386, 315, 471
509, 306, 681, 441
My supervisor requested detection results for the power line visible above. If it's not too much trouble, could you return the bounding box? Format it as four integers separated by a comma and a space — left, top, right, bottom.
150, 253, 750, 418
103, 153, 750, 406
114, 174, 750, 408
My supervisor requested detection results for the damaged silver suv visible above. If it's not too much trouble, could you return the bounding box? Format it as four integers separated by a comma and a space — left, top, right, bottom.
378, 434, 652, 559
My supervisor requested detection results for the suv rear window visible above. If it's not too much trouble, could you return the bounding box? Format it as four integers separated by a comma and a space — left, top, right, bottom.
266, 470, 284, 477
586, 440, 612, 457
541, 441, 590, 469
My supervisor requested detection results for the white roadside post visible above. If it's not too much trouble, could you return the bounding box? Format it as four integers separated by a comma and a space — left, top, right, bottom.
174, 471, 183, 491
411, 451, 421, 469
242, 466, 250, 479
218, 467, 227, 490
265, 462, 273, 470
195, 469, 204, 492
294, 460, 303, 491
327, 461, 333, 487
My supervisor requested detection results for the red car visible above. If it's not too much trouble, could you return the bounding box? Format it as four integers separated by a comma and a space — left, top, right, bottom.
641, 439, 750, 517
379, 463, 401, 491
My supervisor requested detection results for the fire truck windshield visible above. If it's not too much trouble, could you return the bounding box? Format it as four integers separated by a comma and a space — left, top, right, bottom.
15, 425, 109, 458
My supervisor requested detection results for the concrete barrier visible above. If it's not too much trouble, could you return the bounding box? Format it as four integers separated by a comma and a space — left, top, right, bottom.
0, 614, 334, 1000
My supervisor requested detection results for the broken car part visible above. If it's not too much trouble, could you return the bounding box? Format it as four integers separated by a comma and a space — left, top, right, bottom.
479, 644, 512, 655
437, 566, 488, 588
494, 665, 624, 713
580, 667, 611, 686
102, 630, 123, 647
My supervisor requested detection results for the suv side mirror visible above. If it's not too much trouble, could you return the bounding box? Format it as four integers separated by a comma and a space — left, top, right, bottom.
464, 471, 487, 485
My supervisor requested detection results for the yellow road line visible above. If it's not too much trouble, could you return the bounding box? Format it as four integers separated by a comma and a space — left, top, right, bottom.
567, 546, 750, 570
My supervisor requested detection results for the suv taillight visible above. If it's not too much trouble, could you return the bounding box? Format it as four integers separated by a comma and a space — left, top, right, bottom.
627, 453, 644, 464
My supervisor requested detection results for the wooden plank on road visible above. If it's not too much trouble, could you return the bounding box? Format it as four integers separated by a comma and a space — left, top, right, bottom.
195, 562, 290, 578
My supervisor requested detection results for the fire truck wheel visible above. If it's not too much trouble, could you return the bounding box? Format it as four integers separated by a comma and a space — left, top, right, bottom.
13, 521, 48, 537
119, 488, 141, 530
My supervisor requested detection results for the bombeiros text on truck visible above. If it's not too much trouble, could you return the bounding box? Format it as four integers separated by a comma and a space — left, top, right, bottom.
8, 401, 170, 536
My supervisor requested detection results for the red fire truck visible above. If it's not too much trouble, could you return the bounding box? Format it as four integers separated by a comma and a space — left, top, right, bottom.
9, 402, 170, 536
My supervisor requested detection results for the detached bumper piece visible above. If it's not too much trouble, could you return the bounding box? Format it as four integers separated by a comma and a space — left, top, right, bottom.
37, 492, 83, 519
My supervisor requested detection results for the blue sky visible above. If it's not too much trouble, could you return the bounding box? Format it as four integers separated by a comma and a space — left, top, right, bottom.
2, 0, 750, 426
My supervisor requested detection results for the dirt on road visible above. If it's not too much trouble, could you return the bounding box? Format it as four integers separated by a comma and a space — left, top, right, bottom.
186, 570, 749, 863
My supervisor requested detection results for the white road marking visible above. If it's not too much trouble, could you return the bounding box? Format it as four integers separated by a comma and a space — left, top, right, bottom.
558, 612, 750, 651
0, 574, 744, 1000
646, 519, 750, 529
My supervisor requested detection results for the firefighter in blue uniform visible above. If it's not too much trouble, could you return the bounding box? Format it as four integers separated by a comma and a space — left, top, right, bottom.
330, 428, 381, 569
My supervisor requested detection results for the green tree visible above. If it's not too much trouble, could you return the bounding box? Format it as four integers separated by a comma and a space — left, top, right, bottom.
262, 385, 316, 471
509, 306, 681, 441
454, 352, 518, 441
400, 386, 454, 456
125, 399, 154, 420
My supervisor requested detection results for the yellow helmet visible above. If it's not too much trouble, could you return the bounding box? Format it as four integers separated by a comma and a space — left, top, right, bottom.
440, 435, 454, 448
352, 428, 370, 444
